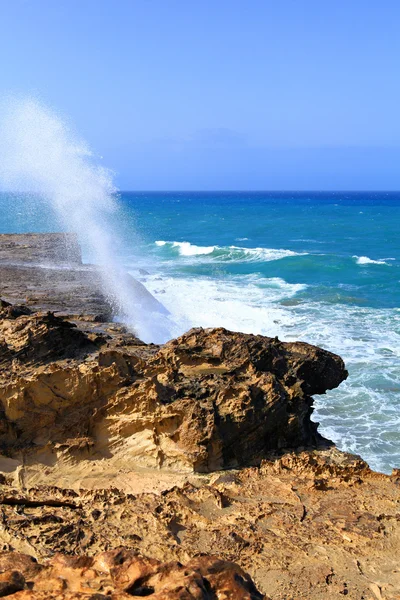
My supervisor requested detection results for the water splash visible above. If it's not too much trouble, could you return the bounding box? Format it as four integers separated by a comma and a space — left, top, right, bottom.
0, 96, 171, 342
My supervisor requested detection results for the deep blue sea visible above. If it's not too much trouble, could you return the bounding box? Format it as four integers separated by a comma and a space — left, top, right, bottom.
1, 191, 399, 473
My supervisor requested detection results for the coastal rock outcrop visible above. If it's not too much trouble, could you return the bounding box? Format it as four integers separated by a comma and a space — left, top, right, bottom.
0, 233, 82, 266
0, 233, 167, 322
0, 233, 399, 599
0, 310, 98, 364
96, 327, 347, 472
0, 304, 347, 472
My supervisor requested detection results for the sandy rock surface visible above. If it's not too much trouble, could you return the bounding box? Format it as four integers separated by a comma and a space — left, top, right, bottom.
0, 449, 398, 598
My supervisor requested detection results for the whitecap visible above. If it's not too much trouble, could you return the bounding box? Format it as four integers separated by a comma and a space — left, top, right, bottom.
155, 240, 215, 255
139, 272, 305, 341
354, 255, 390, 266
155, 240, 306, 262
230, 245, 304, 262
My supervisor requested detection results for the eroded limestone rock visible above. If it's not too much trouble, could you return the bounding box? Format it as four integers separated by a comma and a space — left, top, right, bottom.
0, 306, 347, 472
0, 549, 264, 599
0, 450, 399, 599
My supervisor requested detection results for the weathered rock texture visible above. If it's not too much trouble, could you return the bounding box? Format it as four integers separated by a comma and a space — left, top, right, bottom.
0, 305, 347, 474
0, 451, 398, 599
0, 233, 82, 266
0, 234, 399, 599
0, 233, 110, 319
0, 549, 263, 598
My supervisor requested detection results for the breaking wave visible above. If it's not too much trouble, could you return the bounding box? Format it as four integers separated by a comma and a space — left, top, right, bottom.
155, 240, 306, 262
354, 255, 391, 266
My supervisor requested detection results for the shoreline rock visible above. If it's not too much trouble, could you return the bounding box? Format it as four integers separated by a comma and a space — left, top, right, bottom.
0, 233, 165, 324
0, 233, 399, 599
0, 307, 346, 475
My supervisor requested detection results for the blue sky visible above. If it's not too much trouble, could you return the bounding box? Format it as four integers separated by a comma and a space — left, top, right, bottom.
1, 0, 400, 190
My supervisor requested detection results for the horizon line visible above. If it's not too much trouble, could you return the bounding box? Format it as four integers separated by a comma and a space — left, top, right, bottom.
2, 189, 400, 195
118, 189, 400, 193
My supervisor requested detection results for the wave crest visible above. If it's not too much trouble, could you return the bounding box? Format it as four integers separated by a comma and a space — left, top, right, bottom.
155, 240, 305, 262
155, 240, 215, 256
354, 255, 390, 266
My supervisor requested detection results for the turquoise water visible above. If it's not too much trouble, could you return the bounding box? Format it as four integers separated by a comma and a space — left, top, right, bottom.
1, 191, 399, 473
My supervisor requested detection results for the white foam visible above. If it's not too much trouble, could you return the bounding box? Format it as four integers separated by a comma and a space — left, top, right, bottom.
155, 240, 215, 255
297, 303, 400, 473
154, 240, 306, 262
231, 245, 303, 261
135, 272, 306, 341
354, 255, 389, 265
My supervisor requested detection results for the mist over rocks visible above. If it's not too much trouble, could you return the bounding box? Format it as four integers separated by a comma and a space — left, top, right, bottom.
0, 232, 113, 320
0, 99, 175, 343
0, 232, 82, 266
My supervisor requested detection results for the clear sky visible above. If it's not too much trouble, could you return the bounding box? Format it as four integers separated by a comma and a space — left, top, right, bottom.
1, 0, 400, 190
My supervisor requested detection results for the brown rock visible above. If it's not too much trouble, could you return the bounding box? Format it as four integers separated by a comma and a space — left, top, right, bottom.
0, 233, 165, 322
0, 570, 25, 596
0, 551, 263, 599
0, 450, 399, 598
94, 327, 346, 472
0, 553, 43, 580
0, 300, 31, 320
0, 306, 346, 473
0, 311, 97, 365
5, 593, 128, 599
0, 233, 82, 267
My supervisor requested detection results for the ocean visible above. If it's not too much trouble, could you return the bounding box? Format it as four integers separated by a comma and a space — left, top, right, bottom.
1, 190, 399, 474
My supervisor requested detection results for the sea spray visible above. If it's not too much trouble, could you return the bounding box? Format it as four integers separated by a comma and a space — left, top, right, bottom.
0, 97, 171, 342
